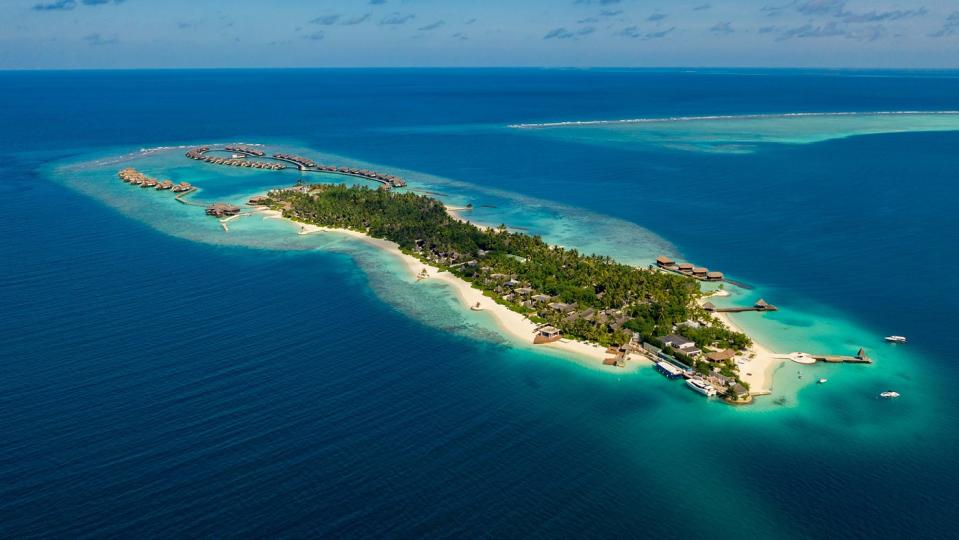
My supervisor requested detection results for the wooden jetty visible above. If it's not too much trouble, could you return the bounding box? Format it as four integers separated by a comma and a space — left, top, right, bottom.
703, 298, 778, 313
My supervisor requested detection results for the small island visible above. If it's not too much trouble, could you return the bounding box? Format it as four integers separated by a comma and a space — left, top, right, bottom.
261, 183, 757, 401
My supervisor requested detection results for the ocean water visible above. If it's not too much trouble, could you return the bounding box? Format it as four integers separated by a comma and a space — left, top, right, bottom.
1, 69, 958, 538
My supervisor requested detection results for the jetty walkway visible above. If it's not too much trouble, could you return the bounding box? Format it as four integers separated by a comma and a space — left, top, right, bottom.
703, 299, 778, 313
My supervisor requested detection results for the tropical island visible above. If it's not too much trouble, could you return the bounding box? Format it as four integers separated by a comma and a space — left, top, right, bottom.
260, 183, 757, 400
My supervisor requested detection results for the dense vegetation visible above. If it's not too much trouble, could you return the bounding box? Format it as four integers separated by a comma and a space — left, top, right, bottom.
266, 184, 750, 352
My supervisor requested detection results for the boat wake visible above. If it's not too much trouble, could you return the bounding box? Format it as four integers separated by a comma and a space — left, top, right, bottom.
508, 110, 959, 129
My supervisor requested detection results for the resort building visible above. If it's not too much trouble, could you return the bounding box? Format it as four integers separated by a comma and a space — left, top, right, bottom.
656, 255, 675, 267
705, 349, 737, 363
661, 334, 702, 357
534, 326, 562, 344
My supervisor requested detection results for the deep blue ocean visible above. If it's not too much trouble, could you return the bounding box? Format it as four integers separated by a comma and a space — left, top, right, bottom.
2, 69, 958, 538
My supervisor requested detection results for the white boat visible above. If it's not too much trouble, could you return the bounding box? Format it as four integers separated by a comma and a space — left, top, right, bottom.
686, 378, 717, 397
818, 378, 828, 384
880, 391, 900, 399
884, 336, 907, 344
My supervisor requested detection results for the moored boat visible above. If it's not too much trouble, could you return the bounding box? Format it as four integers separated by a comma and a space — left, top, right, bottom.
818, 378, 828, 384
686, 377, 717, 397
880, 391, 900, 398
884, 335, 907, 343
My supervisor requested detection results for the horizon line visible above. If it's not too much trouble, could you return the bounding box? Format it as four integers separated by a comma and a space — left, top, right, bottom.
3, 65, 959, 73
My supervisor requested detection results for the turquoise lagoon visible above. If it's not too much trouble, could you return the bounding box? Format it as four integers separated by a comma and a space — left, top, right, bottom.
3, 69, 958, 538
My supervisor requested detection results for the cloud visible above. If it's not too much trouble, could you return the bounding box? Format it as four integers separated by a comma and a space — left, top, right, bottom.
418, 20, 444, 31
777, 21, 845, 40
693, 3, 710, 10
758, 25, 779, 34
544, 27, 575, 39
578, 17, 599, 23
83, 32, 117, 45
928, 11, 959, 37
710, 21, 734, 34
302, 31, 325, 41
369, 0, 386, 4
647, 12, 667, 22
573, 0, 621, 4
380, 12, 415, 25
452, 32, 468, 40
464, 18, 476, 25
846, 25, 888, 42
310, 14, 341, 25
33, 0, 76, 10
839, 7, 927, 24
342, 13, 371, 25
578, 26, 596, 36
796, 0, 846, 17
34, 0, 125, 10
617, 25, 675, 39
600, 9, 622, 17
645, 26, 676, 39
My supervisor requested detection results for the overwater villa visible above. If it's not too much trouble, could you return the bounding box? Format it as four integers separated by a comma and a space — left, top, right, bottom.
205, 203, 241, 217
224, 144, 265, 157
655, 255, 727, 282
118, 168, 187, 194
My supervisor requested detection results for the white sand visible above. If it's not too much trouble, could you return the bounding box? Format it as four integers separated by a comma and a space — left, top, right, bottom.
710, 310, 781, 395
259, 209, 613, 366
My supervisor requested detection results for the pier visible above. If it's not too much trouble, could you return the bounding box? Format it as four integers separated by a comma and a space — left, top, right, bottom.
703, 299, 778, 313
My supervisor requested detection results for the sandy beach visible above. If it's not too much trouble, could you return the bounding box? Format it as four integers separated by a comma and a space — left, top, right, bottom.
259, 204, 789, 393
701, 291, 782, 394
259, 208, 615, 367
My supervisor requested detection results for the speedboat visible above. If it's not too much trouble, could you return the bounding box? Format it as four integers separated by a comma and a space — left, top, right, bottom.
686, 378, 717, 397
884, 336, 907, 344
880, 391, 900, 399
818, 378, 828, 384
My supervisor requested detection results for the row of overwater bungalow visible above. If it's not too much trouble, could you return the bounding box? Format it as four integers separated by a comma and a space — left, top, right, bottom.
273, 153, 317, 169
118, 168, 192, 192
325, 165, 407, 188
655, 255, 724, 281
224, 144, 265, 157
185, 147, 286, 170
272, 153, 406, 188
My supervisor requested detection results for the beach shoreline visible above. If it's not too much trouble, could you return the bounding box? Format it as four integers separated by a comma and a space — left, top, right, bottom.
258, 203, 790, 392
259, 208, 619, 367
701, 291, 782, 394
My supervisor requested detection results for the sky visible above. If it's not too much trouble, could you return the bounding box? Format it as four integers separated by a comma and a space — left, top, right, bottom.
1, 0, 958, 69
